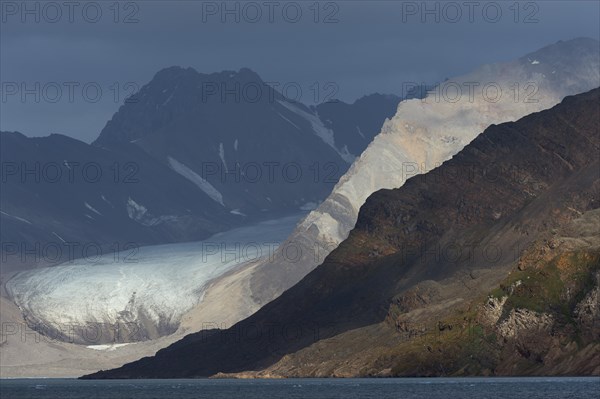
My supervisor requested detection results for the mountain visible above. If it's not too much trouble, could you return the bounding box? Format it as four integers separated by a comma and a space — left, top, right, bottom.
0, 67, 402, 369
94, 67, 401, 219
0, 131, 233, 271
1, 69, 400, 271
160, 38, 600, 334
83, 87, 600, 379
314, 93, 402, 156
246, 37, 600, 307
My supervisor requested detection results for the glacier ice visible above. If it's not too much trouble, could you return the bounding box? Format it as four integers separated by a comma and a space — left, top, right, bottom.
6, 214, 303, 342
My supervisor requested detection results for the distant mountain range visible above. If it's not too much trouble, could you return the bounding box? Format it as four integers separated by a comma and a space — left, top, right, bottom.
1, 68, 401, 271
84, 87, 600, 379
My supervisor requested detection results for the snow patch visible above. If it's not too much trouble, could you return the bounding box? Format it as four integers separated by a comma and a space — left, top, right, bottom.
52, 232, 66, 243
84, 202, 102, 216
101, 195, 113, 207
356, 126, 365, 139
277, 112, 301, 130
234, 139, 239, 151
218, 143, 227, 168
125, 197, 179, 226
531, 60, 540, 65
230, 209, 246, 216
168, 157, 224, 206
277, 100, 355, 163
126, 197, 148, 221
339, 145, 354, 162
300, 202, 318, 211
162, 86, 176, 106
162, 93, 174, 106
0, 211, 32, 225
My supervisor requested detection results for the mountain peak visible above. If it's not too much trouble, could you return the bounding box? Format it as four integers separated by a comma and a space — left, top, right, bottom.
521, 36, 600, 64
208, 67, 265, 85
151, 65, 199, 82
150, 66, 263, 85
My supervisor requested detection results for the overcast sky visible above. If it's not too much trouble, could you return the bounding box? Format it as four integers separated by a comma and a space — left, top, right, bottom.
1, 0, 599, 143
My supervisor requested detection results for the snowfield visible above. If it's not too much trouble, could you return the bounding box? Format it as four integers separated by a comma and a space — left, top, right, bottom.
5, 214, 303, 342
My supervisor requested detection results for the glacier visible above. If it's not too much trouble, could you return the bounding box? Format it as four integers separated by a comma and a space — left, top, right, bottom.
5, 214, 303, 343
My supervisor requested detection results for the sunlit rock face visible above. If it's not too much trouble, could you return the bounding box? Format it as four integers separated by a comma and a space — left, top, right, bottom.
248, 37, 600, 306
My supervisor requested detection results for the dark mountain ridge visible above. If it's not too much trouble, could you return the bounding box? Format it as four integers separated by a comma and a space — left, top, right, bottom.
94, 66, 401, 217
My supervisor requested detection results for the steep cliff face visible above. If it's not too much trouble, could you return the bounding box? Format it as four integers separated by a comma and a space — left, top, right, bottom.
83, 88, 600, 379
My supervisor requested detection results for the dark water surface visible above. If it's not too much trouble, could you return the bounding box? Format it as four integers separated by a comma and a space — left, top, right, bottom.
1, 377, 598, 399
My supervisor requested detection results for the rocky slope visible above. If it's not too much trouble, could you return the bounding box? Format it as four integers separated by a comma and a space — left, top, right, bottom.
83, 87, 600, 378
241, 209, 600, 377
248, 37, 600, 307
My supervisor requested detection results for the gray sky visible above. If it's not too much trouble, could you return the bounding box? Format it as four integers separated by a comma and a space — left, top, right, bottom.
1, 0, 599, 143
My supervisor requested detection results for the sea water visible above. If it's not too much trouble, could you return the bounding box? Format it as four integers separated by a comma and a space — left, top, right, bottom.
1, 377, 599, 399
